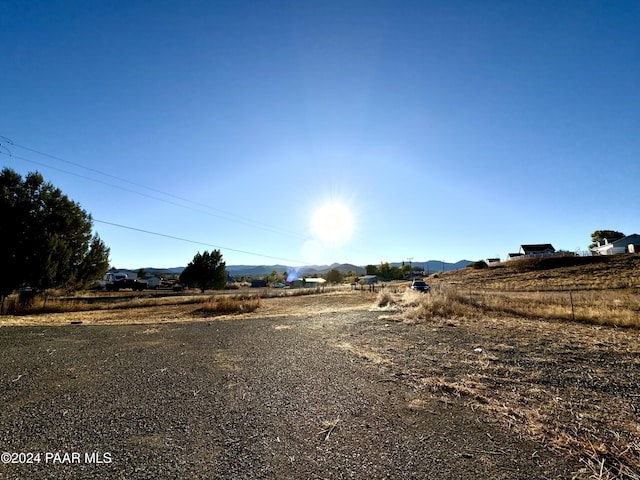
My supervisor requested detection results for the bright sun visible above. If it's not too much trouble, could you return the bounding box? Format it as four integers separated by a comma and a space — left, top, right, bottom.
310, 203, 354, 246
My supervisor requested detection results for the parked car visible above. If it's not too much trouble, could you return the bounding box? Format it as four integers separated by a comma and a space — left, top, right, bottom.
410, 280, 430, 293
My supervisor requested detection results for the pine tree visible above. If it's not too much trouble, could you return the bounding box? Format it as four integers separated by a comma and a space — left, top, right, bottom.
0, 168, 110, 300
179, 250, 226, 293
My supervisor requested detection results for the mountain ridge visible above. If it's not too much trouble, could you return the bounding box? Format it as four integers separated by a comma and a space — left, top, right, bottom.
120, 261, 472, 278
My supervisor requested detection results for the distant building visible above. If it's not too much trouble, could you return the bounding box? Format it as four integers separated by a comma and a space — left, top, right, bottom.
141, 275, 161, 289
358, 275, 378, 285
290, 277, 326, 288
519, 244, 556, 256
591, 234, 640, 255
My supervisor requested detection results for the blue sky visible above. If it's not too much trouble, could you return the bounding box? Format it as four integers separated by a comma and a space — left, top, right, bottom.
2, 1, 639, 268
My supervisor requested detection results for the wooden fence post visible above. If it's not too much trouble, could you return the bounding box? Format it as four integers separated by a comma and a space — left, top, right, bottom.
569, 290, 575, 321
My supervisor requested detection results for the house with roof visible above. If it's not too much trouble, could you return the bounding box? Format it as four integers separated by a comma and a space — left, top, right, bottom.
590, 234, 640, 255
519, 244, 556, 256
290, 277, 327, 288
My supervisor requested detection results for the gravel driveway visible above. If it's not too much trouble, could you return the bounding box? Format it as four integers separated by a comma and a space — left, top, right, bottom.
1, 309, 579, 479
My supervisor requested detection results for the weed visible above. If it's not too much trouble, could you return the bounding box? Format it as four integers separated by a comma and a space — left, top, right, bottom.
194, 295, 261, 316
375, 290, 395, 307
399, 285, 477, 322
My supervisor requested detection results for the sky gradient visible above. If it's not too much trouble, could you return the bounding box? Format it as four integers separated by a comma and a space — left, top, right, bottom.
2, 1, 639, 268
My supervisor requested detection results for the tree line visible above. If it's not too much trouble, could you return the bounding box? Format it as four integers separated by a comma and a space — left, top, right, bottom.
0, 167, 229, 306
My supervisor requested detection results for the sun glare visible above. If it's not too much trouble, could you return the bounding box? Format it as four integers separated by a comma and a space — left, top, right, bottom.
310, 203, 354, 246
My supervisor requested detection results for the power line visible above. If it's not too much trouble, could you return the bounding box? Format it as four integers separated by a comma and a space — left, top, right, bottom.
0, 136, 371, 265
2, 151, 213, 211
0, 146, 308, 263
0, 136, 309, 240
94, 219, 307, 265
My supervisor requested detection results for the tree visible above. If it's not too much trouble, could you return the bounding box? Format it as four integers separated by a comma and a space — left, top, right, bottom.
589, 230, 625, 249
365, 264, 378, 275
179, 250, 226, 293
378, 262, 392, 280
268, 269, 279, 284
376, 262, 404, 281
344, 270, 359, 285
324, 268, 344, 284
0, 168, 110, 301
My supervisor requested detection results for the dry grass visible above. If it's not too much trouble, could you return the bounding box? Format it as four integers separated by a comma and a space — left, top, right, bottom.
378, 280, 640, 329
193, 294, 261, 316
373, 284, 640, 479
468, 290, 640, 328
440, 254, 640, 292
1, 292, 206, 315
400, 286, 477, 322
0, 288, 374, 327
0, 285, 352, 317
374, 289, 395, 308
257, 284, 349, 298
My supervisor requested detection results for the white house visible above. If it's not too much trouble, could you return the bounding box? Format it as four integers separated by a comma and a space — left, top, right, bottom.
358, 275, 378, 285
290, 277, 326, 288
519, 244, 556, 256
591, 234, 640, 255
141, 275, 161, 289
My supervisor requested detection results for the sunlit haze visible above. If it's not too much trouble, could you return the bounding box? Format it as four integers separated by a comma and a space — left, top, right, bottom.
311, 203, 354, 246
1, 1, 638, 269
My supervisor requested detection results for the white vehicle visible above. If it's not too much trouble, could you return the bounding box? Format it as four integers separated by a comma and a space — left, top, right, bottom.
100, 272, 147, 292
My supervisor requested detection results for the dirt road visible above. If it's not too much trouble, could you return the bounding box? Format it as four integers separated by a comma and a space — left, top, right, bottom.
0, 302, 583, 479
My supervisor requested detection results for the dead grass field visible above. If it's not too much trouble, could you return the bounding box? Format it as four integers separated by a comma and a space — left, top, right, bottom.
368, 286, 640, 479
441, 254, 640, 293
0, 288, 365, 327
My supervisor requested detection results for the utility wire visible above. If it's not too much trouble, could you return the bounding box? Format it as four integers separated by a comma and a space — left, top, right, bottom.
0, 147, 308, 263
0, 136, 370, 265
94, 219, 307, 264
0, 136, 309, 240
2, 151, 217, 212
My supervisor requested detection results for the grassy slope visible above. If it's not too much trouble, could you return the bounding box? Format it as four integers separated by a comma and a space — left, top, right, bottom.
431, 254, 640, 292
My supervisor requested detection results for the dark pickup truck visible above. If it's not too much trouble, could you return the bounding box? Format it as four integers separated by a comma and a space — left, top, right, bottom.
105, 279, 147, 292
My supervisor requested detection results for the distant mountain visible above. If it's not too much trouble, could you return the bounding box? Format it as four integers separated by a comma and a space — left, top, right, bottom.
226, 265, 291, 276
119, 261, 469, 278
226, 263, 365, 277
301, 263, 366, 276
143, 267, 185, 276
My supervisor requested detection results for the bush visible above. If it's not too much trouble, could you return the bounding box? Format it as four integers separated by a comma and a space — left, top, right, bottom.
194, 295, 261, 316
468, 260, 488, 269
375, 290, 394, 307
402, 285, 475, 322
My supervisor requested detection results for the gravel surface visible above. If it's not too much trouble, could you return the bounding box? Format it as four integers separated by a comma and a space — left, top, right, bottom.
1, 306, 581, 479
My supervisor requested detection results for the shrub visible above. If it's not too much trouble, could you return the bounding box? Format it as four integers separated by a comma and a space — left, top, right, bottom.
195, 295, 261, 316
401, 285, 475, 322
468, 260, 488, 269
375, 290, 394, 307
